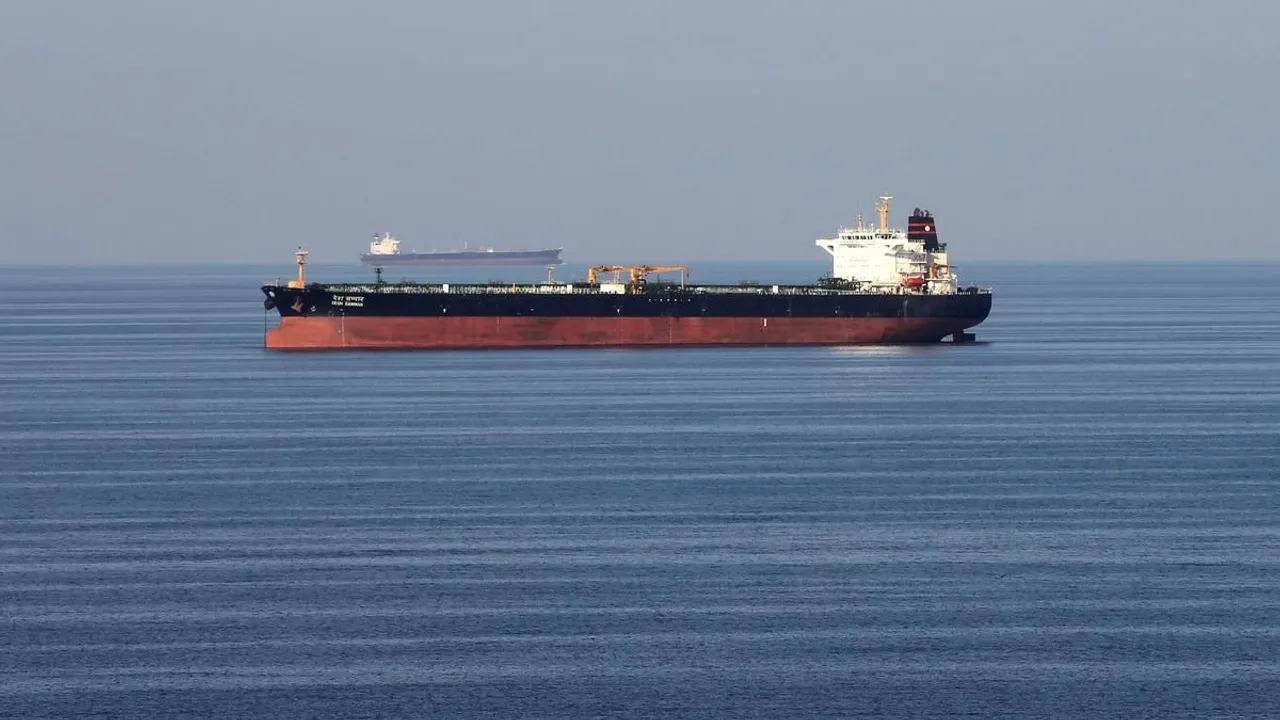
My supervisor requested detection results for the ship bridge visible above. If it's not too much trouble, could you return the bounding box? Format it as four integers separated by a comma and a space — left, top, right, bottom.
816, 195, 957, 294
368, 233, 401, 255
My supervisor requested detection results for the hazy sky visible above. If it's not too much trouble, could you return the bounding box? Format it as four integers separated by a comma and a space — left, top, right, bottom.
2, 0, 1276, 266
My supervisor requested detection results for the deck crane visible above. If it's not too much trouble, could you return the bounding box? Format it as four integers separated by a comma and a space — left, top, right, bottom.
586, 264, 689, 287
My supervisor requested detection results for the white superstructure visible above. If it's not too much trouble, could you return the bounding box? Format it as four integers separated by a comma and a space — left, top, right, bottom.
367, 233, 401, 256
816, 196, 958, 294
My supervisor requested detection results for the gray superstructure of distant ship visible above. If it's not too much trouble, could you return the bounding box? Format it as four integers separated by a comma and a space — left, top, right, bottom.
359, 233, 563, 267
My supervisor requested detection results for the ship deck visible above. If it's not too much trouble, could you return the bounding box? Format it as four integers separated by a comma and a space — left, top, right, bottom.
271, 281, 992, 298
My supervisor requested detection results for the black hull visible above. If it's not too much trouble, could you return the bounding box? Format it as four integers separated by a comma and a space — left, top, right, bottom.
264, 285, 993, 322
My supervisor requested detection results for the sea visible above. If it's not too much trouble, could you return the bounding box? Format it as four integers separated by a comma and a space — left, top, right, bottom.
1, 260, 1277, 718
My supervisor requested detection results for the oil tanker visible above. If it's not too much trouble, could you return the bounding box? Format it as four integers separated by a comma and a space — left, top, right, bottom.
261, 196, 992, 350
360, 232, 563, 267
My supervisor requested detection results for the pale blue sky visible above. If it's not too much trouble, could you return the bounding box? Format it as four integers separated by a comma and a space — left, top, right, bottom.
1, 0, 1276, 265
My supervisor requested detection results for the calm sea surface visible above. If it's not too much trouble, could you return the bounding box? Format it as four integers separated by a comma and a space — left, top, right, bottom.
1, 261, 1278, 718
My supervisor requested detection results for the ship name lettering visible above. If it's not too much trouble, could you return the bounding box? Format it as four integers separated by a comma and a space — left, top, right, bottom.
332, 295, 365, 307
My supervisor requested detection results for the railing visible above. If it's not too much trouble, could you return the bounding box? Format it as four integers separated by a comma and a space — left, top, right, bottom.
264, 279, 994, 297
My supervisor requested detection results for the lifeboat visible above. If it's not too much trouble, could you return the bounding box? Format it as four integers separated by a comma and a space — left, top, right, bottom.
901, 276, 927, 288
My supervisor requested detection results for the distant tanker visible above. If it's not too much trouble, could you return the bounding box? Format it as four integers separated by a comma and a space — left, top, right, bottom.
359, 233, 563, 267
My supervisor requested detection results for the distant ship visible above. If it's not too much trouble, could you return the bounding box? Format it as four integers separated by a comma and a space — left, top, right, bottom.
359, 233, 563, 267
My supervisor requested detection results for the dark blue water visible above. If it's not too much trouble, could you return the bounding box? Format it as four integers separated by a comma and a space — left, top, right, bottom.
2, 262, 1278, 718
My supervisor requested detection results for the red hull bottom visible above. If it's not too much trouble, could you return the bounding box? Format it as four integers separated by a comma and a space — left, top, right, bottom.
265, 316, 980, 350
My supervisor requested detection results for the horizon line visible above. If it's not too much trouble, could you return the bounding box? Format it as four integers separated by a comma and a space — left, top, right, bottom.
1, 258, 1276, 269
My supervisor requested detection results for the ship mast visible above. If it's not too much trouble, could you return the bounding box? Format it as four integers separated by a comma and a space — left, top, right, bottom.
877, 196, 892, 232
288, 246, 308, 288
